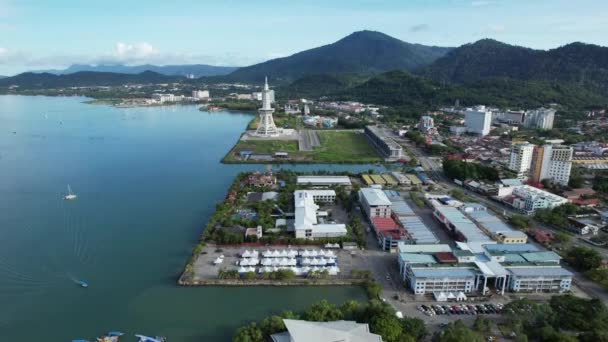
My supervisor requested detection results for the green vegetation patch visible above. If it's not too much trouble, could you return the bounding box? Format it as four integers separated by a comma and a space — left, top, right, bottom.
311, 131, 381, 163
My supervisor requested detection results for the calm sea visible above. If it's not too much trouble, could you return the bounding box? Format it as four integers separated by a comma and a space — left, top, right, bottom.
0, 95, 382, 341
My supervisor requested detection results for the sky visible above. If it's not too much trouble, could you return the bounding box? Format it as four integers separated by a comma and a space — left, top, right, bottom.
0, 0, 607, 75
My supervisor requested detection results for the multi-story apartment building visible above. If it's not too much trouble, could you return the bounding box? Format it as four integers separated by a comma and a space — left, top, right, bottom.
465, 105, 492, 136
509, 142, 535, 179
530, 145, 573, 185
523, 108, 556, 130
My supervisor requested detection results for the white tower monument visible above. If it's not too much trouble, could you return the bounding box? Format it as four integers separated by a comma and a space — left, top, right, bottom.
255, 77, 279, 137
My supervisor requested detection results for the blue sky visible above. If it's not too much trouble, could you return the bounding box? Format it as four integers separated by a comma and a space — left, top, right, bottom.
0, 0, 607, 75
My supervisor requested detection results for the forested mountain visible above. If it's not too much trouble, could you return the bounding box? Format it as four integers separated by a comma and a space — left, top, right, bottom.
34, 64, 238, 77
228, 30, 452, 82
0, 71, 181, 89
340, 70, 608, 121
418, 39, 608, 94
277, 74, 369, 99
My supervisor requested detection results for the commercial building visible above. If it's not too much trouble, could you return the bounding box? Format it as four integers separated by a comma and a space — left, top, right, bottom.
371, 217, 406, 252
398, 242, 572, 295
530, 145, 574, 186
509, 142, 535, 179
294, 190, 346, 239
358, 188, 392, 219
495, 110, 525, 125
296, 176, 351, 187
465, 105, 492, 136
364, 125, 404, 160
418, 116, 435, 132
524, 108, 556, 130
270, 319, 382, 342
502, 185, 569, 214
462, 204, 528, 244
192, 90, 210, 100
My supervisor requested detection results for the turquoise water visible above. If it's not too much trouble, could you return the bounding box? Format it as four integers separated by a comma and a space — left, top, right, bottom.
0, 96, 382, 341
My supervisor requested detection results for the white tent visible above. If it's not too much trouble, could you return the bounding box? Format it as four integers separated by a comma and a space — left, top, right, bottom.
238, 267, 248, 273
242, 250, 252, 258
279, 250, 289, 257
246, 266, 256, 273
434, 292, 448, 302
447, 292, 456, 300
301, 250, 312, 257
327, 266, 340, 275
263, 250, 273, 258
272, 250, 282, 258
456, 292, 467, 301
325, 250, 336, 258
261, 258, 273, 266
287, 250, 298, 258
213, 257, 223, 265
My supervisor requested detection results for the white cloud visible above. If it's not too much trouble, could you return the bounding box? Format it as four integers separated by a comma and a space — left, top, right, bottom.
114, 42, 158, 61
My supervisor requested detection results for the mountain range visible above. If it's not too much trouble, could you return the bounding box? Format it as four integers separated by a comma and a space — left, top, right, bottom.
0, 71, 179, 88
227, 30, 452, 82
33, 63, 238, 77
2, 30, 608, 114
418, 39, 608, 94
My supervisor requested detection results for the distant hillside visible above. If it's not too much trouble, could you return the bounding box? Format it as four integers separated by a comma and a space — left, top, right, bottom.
0, 75, 6, 79
342, 70, 608, 121
228, 30, 452, 82
34, 64, 239, 77
419, 39, 608, 94
0, 71, 181, 89
278, 74, 369, 99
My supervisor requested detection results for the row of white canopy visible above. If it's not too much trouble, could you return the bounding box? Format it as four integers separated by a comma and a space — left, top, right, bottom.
241, 249, 337, 258
433, 291, 468, 302
236, 266, 341, 275
240, 257, 337, 266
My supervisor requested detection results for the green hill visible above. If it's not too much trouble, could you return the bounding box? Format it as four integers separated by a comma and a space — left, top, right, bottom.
0, 71, 181, 89
418, 39, 608, 95
228, 30, 452, 83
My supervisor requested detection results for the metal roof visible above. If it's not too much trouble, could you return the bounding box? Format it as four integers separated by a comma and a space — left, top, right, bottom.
359, 188, 391, 206
297, 176, 352, 186
392, 201, 416, 217
508, 267, 573, 277
399, 253, 437, 264
521, 251, 561, 263
398, 243, 451, 253
435, 206, 493, 243
412, 268, 478, 278
399, 216, 439, 244
484, 244, 539, 253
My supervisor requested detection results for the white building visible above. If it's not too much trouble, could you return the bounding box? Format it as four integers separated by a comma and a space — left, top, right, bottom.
270, 319, 382, 342
192, 90, 209, 100
418, 116, 434, 132
251, 92, 263, 101
510, 185, 570, 214
294, 190, 346, 239
509, 142, 535, 179
358, 188, 392, 219
465, 105, 492, 136
297, 176, 352, 187
152, 93, 175, 103
524, 108, 556, 130
538, 145, 574, 186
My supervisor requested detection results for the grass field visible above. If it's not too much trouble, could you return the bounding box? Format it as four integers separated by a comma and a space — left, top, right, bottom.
223, 130, 382, 163
312, 131, 381, 163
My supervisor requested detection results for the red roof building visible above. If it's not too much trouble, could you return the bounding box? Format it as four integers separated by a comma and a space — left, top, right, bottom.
434, 252, 458, 263
371, 217, 407, 252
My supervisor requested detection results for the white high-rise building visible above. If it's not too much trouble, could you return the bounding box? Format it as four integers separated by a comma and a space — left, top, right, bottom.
538, 144, 574, 186
509, 142, 535, 179
418, 116, 435, 132
465, 105, 492, 136
255, 77, 279, 137
524, 108, 556, 130
192, 90, 209, 100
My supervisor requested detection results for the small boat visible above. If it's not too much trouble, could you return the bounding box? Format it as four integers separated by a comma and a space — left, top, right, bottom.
64, 184, 77, 200
97, 331, 123, 342
135, 334, 167, 342
77, 280, 88, 288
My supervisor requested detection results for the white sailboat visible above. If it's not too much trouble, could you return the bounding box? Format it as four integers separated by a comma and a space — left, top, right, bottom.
64, 184, 77, 200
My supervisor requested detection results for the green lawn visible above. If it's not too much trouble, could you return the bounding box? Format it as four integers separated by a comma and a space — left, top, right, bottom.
223, 130, 382, 163
312, 131, 381, 163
